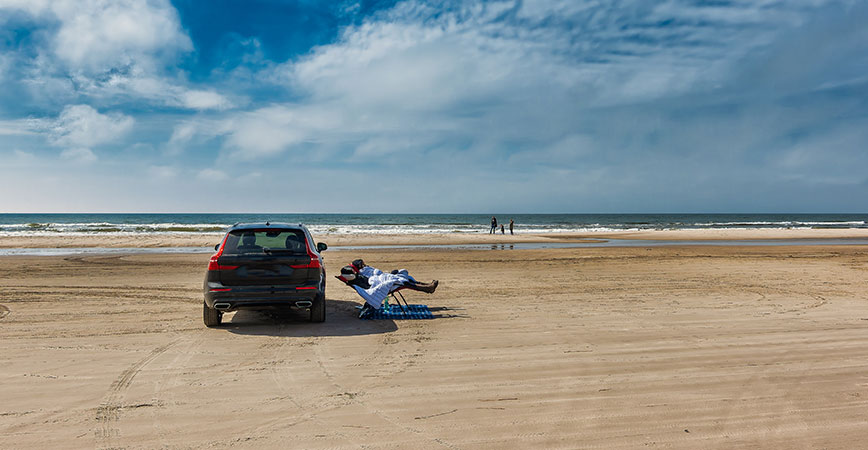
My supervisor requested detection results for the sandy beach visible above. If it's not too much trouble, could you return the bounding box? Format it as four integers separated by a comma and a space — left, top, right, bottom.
3, 232, 868, 448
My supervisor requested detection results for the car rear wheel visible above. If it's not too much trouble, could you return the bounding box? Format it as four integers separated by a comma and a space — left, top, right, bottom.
309, 292, 325, 323
203, 301, 222, 327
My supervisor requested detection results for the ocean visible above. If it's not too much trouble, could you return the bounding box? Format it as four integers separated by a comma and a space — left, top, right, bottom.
0, 213, 866, 236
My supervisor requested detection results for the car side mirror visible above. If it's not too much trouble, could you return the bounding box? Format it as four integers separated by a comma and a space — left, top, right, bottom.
214, 243, 220, 251
317, 242, 328, 252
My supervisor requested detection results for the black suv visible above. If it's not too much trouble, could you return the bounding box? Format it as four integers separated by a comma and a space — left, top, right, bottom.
203, 223, 327, 327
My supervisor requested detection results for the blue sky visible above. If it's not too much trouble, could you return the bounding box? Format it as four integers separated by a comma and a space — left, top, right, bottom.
1, 0, 866, 213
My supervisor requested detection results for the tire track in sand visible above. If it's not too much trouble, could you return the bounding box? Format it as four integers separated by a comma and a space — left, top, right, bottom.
148, 331, 210, 446
250, 324, 363, 448
310, 330, 460, 449
94, 340, 177, 448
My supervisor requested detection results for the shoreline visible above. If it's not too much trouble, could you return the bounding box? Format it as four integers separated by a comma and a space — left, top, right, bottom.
3, 228, 868, 248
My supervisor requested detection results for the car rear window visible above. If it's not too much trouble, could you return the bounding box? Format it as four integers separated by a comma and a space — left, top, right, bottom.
222, 229, 308, 254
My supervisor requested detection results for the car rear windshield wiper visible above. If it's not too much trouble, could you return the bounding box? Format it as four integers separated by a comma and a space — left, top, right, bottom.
262, 248, 303, 255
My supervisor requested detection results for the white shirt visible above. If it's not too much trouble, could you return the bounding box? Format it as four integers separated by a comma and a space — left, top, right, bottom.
353, 266, 416, 309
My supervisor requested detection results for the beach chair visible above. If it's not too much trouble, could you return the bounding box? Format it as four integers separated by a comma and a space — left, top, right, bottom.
336, 276, 411, 313
336, 273, 453, 320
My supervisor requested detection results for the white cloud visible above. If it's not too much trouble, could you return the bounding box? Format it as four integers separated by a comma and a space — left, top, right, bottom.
47, 104, 134, 148
0, 0, 230, 111
197, 168, 228, 181
174, 105, 338, 159
181, 90, 233, 111
148, 165, 178, 178
0, 120, 36, 136
206, 0, 810, 162
13, 149, 37, 162
281, 0, 759, 112
7, 0, 192, 73
220, 107, 310, 158
169, 122, 199, 146
165, 117, 233, 155
93, 73, 234, 111
60, 147, 97, 164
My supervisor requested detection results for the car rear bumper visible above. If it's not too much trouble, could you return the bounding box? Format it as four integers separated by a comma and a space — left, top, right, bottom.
204, 282, 321, 311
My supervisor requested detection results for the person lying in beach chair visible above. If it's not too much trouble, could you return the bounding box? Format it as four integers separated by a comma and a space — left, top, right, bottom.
336, 259, 438, 318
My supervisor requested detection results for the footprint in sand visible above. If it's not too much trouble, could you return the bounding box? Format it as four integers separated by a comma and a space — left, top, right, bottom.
0, 304, 9, 319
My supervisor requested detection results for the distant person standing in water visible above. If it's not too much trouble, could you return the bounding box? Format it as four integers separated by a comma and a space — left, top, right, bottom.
490, 216, 497, 234
509, 219, 514, 235
500, 224, 505, 234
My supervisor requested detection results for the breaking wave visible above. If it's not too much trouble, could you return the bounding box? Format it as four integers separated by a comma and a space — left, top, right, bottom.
0, 214, 866, 237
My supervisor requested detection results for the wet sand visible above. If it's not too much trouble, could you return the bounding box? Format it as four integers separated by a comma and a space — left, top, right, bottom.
3, 227, 868, 249
2, 237, 868, 448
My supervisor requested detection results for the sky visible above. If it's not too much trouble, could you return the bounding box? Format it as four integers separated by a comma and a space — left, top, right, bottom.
0, 0, 866, 213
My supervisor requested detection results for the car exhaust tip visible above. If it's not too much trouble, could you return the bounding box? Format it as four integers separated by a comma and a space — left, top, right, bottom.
214, 302, 231, 310
295, 300, 312, 308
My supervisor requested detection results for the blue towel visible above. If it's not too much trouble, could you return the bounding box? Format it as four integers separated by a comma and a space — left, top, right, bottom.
358, 304, 434, 320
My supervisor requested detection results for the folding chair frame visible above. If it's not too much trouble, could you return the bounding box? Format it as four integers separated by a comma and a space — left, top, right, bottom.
385, 286, 412, 313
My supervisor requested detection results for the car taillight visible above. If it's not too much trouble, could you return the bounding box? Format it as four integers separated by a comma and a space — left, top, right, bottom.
291, 238, 322, 269
208, 256, 239, 271
208, 233, 239, 271
291, 255, 321, 269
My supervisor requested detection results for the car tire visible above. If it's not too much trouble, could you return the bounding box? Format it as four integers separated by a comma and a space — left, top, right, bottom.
203, 301, 222, 327
310, 292, 326, 323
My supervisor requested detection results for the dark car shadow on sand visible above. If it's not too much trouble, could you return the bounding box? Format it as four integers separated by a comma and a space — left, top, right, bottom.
221, 299, 465, 337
